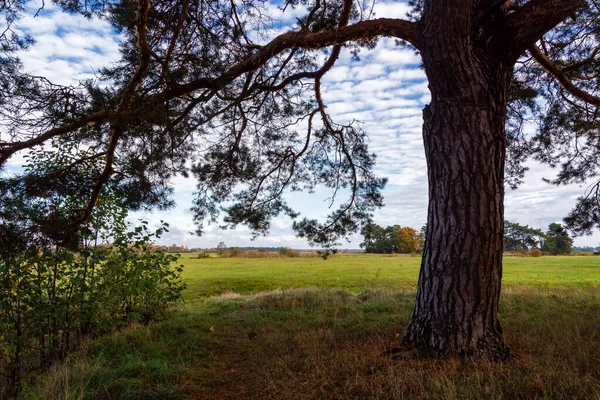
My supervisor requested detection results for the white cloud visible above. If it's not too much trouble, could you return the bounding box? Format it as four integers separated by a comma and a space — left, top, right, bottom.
327, 100, 365, 115
263, 1, 309, 23
388, 68, 427, 81
371, 1, 413, 19
12, 3, 121, 85
326, 66, 351, 82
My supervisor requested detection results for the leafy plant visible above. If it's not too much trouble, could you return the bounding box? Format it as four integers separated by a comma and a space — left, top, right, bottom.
0, 219, 184, 398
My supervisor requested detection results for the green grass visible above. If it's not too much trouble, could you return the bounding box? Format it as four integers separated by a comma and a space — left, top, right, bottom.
22, 254, 600, 399
179, 254, 600, 299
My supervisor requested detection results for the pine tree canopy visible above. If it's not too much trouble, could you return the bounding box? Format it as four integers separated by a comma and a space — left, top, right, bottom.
0, 0, 598, 251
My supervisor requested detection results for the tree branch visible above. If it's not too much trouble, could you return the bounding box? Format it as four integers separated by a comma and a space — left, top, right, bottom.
2, 17, 415, 171
164, 17, 417, 99
76, 0, 154, 224
495, 0, 586, 61
562, 45, 600, 73
0, 109, 114, 167
528, 43, 600, 108
159, 0, 190, 85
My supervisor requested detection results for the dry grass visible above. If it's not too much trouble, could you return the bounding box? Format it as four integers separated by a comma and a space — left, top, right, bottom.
25, 288, 600, 400
221, 249, 320, 259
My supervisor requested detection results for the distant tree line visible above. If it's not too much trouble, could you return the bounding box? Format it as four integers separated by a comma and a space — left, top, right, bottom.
360, 223, 426, 254
155, 243, 308, 254
573, 246, 600, 253
504, 221, 574, 255
361, 221, 577, 255
151, 244, 204, 253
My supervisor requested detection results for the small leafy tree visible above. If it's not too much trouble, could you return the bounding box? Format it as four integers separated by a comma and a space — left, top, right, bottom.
543, 223, 574, 255
0, 218, 185, 397
216, 242, 228, 255
361, 223, 424, 254
394, 227, 423, 254
503, 221, 546, 251
0, 149, 185, 397
360, 223, 393, 254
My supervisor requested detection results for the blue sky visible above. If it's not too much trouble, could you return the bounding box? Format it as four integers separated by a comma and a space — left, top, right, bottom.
4, 0, 600, 249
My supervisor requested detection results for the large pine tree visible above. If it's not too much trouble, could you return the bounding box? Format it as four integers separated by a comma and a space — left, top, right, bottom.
1, 0, 598, 359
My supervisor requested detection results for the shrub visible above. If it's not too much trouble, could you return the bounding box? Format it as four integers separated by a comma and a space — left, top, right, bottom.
279, 247, 301, 258
0, 221, 185, 397
243, 250, 279, 258
197, 251, 211, 259
530, 248, 542, 257
229, 248, 242, 257
573, 251, 590, 256
217, 247, 319, 258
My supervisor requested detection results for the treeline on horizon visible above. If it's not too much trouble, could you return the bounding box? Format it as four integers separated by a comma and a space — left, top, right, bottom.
156, 222, 600, 255
504, 220, 574, 255
359, 221, 599, 255
153, 244, 329, 253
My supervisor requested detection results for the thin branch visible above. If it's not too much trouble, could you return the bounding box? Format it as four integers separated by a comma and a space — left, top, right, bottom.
313, 76, 358, 230
250, 109, 319, 209
0, 109, 114, 166
562, 45, 600, 73
159, 0, 190, 85
230, 0, 252, 46
529, 43, 600, 108
33, 0, 46, 18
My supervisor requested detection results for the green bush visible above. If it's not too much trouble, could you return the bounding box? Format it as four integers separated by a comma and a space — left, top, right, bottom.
0, 221, 185, 398
229, 248, 242, 257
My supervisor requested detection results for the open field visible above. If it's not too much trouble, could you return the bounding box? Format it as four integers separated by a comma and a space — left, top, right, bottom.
180, 254, 600, 298
24, 254, 600, 399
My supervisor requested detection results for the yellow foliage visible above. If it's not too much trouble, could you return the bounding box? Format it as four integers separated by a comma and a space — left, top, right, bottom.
393, 227, 423, 254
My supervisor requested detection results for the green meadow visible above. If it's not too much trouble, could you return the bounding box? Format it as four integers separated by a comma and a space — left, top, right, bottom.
24, 254, 600, 399
180, 253, 600, 298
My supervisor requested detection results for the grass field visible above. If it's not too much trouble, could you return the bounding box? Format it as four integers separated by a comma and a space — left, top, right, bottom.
24, 254, 600, 399
180, 253, 600, 298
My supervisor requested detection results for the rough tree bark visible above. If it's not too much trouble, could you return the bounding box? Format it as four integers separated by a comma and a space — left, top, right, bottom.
399, 0, 585, 360
401, 1, 514, 360
402, 63, 512, 359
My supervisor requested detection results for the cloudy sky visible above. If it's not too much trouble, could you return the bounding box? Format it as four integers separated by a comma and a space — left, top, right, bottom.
4, 0, 600, 249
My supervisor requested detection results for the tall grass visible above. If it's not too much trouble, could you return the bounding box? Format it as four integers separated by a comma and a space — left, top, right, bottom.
24, 288, 600, 399
17, 255, 600, 399
219, 248, 320, 258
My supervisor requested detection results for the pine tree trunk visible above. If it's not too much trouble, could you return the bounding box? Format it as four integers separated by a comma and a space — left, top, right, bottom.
401, 29, 512, 360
